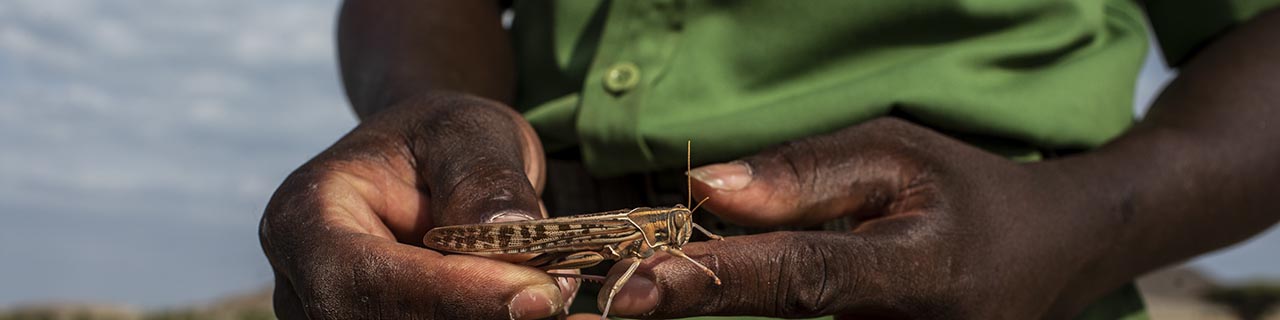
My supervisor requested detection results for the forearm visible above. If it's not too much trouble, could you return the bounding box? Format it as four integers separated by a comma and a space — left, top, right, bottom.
1044, 7, 1280, 303
337, 0, 513, 119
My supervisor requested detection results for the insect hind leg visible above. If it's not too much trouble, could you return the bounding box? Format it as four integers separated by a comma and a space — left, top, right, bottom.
601, 258, 642, 320
547, 272, 607, 284
524, 251, 606, 270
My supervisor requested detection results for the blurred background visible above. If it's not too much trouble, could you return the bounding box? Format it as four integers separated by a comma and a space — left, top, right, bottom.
0, 0, 1276, 319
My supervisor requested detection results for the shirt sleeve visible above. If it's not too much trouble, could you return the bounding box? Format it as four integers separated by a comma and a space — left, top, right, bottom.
1144, 0, 1280, 66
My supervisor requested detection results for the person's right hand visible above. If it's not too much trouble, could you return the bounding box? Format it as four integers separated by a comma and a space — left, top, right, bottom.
258, 92, 573, 319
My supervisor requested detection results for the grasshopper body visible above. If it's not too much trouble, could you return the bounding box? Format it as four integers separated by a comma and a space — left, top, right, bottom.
423, 141, 722, 319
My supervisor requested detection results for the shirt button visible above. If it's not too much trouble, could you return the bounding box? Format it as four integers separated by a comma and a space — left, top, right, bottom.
603, 62, 641, 94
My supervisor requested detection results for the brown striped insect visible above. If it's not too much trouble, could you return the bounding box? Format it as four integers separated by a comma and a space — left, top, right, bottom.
423, 141, 723, 319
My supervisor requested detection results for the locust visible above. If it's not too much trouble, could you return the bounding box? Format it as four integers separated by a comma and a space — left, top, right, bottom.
423, 141, 723, 319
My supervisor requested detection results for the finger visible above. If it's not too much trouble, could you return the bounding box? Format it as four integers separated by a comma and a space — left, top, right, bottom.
603, 230, 930, 319
549, 269, 583, 315
286, 232, 565, 319
399, 94, 546, 226
262, 164, 565, 319
517, 113, 546, 195
688, 119, 928, 227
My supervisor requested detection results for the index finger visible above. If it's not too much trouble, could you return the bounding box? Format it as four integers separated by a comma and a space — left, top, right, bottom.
288, 231, 565, 319
601, 230, 927, 319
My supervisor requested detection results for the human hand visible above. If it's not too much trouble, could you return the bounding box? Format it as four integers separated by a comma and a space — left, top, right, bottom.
259, 93, 576, 319
598, 118, 1124, 319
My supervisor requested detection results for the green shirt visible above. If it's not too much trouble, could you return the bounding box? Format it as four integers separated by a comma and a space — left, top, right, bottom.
510, 0, 1278, 318
512, 0, 1278, 177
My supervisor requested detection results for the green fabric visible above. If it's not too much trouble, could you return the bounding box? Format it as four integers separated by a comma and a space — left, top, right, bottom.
512, 1, 1280, 177
511, 0, 1276, 318
514, 0, 1153, 177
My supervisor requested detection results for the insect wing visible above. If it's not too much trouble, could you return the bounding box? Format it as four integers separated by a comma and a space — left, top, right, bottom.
423, 209, 639, 253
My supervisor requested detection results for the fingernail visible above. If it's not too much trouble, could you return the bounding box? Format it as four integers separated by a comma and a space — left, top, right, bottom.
689, 162, 753, 191
508, 284, 559, 320
609, 275, 660, 316
488, 211, 534, 223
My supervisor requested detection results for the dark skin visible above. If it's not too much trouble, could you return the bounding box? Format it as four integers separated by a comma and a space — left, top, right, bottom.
258, 1, 1280, 319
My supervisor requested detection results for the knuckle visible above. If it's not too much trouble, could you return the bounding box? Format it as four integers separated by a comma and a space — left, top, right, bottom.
259, 168, 327, 260
411, 95, 521, 142
773, 139, 819, 169
769, 232, 841, 316
759, 133, 856, 204
759, 138, 824, 187
435, 165, 540, 225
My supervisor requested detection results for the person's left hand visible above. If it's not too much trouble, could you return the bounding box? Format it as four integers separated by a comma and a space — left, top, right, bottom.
593, 117, 1127, 319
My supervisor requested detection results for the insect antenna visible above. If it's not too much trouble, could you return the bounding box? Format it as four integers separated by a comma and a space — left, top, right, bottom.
685, 141, 725, 241
691, 196, 710, 213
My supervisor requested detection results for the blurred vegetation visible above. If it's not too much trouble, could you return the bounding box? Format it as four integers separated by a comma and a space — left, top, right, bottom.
0, 287, 274, 320
140, 309, 274, 320
1205, 283, 1280, 320
0, 309, 131, 320
0, 307, 274, 320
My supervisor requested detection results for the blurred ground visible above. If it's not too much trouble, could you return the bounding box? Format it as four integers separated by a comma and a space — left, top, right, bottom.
1138, 266, 1280, 320
2, 265, 1277, 320
0, 287, 271, 320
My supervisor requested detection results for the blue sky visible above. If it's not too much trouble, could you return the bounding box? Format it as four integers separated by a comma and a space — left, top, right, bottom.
0, 0, 352, 307
0, 0, 1276, 309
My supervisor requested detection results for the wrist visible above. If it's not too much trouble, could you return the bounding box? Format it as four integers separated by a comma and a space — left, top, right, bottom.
1026, 157, 1139, 313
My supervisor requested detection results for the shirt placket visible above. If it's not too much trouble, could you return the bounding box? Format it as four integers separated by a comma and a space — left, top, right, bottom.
577, 0, 686, 177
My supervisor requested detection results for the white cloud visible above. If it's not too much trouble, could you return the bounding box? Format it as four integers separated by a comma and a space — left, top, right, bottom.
188, 99, 230, 122
180, 70, 251, 97
226, 2, 335, 65
0, 0, 352, 308
0, 27, 86, 70
87, 19, 142, 57
3, 0, 91, 23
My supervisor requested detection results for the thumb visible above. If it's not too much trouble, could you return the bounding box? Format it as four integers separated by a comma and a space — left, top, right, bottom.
402, 94, 546, 227
688, 137, 914, 228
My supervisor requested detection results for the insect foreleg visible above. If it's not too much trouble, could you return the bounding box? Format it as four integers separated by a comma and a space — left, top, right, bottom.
692, 223, 725, 241
663, 247, 721, 285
